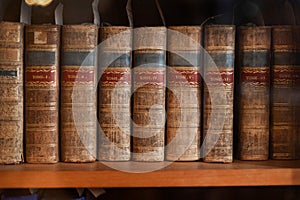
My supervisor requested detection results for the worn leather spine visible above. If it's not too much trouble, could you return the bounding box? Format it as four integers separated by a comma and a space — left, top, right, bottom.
271, 25, 300, 159
132, 27, 167, 161
61, 25, 98, 162
237, 26, 271, 161
25, 25, 60, 163
203, 25, 235, 163
98, 26, 132, 161
166, 26, 201, 161
0, 22, 24, 164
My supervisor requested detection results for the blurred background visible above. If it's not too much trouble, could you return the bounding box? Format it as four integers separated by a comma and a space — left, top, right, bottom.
0, 0, 299, 25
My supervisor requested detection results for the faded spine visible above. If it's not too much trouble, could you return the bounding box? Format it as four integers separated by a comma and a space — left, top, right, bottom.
203, 25, 235, 163
0, 22, 24, 164
132, 27, 167, 161
166, 26, 201, 161
61, 25, 98, 162
98, 26, 132, 161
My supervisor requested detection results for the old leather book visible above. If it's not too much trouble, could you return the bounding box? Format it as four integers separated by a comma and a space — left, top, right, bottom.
132, 27, 167, 161
61, 24, 98, 162
166, 26, 201, 161
237, 26, 271, 160
203, 25, 235, 163
271, 25, 300, 159
98, 26, 132, 161
25, 25, 60, 163
0, 22, 24, 164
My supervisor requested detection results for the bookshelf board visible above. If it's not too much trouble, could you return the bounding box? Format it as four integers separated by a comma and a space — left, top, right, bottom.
0, 161, 300, 188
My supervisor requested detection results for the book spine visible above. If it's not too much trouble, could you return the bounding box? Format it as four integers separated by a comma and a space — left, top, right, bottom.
295, 26, 300, 159
61, 25, 98, 162
166, 26, 201, 161
271, 26, 299, 159
98, 26, 132, 161
25, 25, 60, 163
237, 26, 271, 161
132, 27, 167, 161
0, 22, 24, 164
203, 25, 235, 163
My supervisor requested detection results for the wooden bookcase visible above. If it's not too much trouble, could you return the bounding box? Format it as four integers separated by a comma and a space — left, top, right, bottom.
0, 0, 299, 189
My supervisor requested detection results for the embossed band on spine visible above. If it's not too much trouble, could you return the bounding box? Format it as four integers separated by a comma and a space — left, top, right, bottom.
62, 69, 95, 84
134, 69, 165, 85
241, 69, 270, 84
26, 70, 56, 84
168, 69, 200, 85
100, 69, 131, 84
205, 69, 234, 85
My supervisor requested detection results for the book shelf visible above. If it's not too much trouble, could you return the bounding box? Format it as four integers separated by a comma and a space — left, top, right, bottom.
1, 160, 300, 188
0, 0, 299, 191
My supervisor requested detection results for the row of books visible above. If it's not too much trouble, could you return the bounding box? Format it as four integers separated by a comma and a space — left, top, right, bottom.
0, 21, 299, 164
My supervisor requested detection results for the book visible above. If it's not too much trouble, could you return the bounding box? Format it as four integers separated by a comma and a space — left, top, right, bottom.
132, 27, 167, 161
296, 26, 300, 158
0, 22, 24, 164
237, 26, 271, 161
25, 24, 60, 163
203, 25, 235, 163
61, 24, 98, 162
271, 25, 299, 159
166, 26, 201, 161
98, 26, 132, 161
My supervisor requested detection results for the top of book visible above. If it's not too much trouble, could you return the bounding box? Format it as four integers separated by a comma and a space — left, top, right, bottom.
133, 27, 166, 50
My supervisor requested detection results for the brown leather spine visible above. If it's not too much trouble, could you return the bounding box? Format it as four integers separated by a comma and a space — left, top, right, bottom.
132, 27, 167, 161
271, 25, 300, 159
203, 25, 235, 163
166, 26, 201, 161
25, 25, 60, 163
98, 26, 132, 161
0, 22, 24, 164
295, 26, 300, 159
237, 26, 271, 161
61, 24, 98, 162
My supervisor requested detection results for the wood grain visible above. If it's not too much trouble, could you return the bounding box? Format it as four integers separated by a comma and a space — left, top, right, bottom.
0, 161, 300, 188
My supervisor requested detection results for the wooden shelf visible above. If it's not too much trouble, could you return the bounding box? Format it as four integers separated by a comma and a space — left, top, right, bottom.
0, 160, 300, 188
